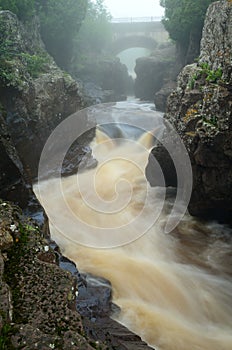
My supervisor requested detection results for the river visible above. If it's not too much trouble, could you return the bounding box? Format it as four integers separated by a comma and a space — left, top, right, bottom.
34, 100, 232, 350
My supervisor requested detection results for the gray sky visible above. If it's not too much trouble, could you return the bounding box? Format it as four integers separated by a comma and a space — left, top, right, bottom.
103, 0, 164, 18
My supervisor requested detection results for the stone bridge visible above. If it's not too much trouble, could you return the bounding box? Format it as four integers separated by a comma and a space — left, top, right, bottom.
110, 17, 169, 54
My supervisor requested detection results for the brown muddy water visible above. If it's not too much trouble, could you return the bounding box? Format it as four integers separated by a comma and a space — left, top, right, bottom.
34, 101, 232, 350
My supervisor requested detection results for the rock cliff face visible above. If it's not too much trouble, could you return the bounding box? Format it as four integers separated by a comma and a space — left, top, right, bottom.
162, 0, 232, 220
134, 45, 177, 110
0, 11, 85, 205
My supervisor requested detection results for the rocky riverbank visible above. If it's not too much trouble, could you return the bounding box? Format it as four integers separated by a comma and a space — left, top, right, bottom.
0, 200, 154, 349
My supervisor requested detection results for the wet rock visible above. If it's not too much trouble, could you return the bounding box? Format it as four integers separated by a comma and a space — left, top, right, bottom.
81, 82, 127, 105
154, 81, 177, 112
0, 201, 101, 349
76, 274, 113, 319
55, 245, 153, 349
76, 58, 132, 102
146, 144, 177, 188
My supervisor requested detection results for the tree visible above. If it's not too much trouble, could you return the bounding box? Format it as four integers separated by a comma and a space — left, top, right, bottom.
0, 0, 35, 21
37, 0, 87, 69
75, 0, 112, 54
160, 0, 214, 63
73, 0, 112, 73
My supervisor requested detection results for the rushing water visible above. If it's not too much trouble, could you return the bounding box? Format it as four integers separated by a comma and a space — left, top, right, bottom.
34, 101, 232, 350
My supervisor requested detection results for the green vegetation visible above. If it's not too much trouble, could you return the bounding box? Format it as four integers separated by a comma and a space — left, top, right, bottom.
72, 0, 112, 74
0, 0, 112, 71
21, 52, 48, 78
199, 62, 223, 83
160, 0, 215, 61
188, 62, 223, 89
0, 0, 87, 69
75, 0, 112, 54
37, 0, 87, 69
0, 0, 35, 21
0, 37, 49, 87
0, 323, 14, 350
202, 114, 218, 127
0, 35, 22, 87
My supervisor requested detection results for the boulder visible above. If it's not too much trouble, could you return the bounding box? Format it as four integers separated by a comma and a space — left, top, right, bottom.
154, 80, 176, 111
75, 58, 133, 101
134, 45, 176, 101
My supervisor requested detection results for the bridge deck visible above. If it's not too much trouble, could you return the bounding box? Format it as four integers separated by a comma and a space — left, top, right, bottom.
111, 16, 163, 23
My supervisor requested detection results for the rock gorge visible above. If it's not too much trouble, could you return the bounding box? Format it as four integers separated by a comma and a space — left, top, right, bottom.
1, 0, 232, 348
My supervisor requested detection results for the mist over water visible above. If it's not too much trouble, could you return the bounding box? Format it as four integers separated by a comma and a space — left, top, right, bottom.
34, 102, 232, 350
118, 48, 151, 78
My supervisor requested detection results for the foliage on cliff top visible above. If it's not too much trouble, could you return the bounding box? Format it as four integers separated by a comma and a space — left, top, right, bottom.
0, 0, 35, 21
0, 0, 88, 69
160, 0, 214, 61
37, 0, 87, 69
0, 16, 50, 87
0, 0, 112, 71
73, 0, 112, 73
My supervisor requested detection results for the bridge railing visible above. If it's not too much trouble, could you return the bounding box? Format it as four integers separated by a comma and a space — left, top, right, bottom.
111, 16, 163, 23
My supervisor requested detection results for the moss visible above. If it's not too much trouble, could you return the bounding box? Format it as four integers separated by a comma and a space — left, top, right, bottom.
0, 19, 50, 87
188, 63, 224, 91
0, 323, 15, 350
3, 221, 40, 323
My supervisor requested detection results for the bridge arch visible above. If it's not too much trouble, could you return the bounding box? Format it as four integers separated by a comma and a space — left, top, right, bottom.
111, 35, 158, 55
109, 18, 169, 56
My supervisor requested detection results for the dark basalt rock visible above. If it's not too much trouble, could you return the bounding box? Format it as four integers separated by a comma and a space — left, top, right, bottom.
146, 144, 177, 188
52, 242, 154, 349
154, 81, 176, 112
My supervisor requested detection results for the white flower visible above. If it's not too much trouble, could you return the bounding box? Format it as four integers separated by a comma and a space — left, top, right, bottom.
75, 290, 79, 297
1, 202, 7, 206
44, 245, 49, 252
10, 224, 17, 232
49, 344, 55, 349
